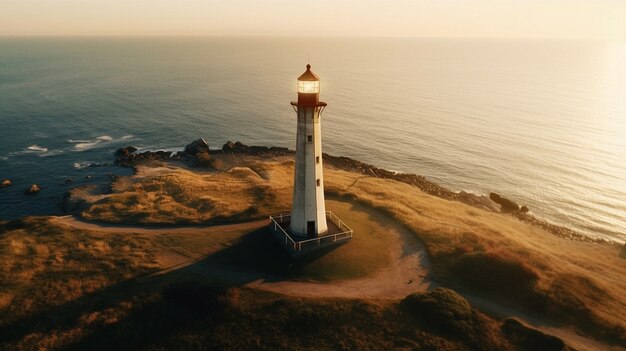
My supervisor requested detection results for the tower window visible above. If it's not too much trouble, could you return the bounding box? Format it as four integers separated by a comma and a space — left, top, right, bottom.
316, 156, 320, 164
307, 135, 312, 143
316, 179, 320, 186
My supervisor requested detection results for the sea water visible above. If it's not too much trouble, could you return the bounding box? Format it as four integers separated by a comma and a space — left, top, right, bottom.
0, 37, 624, 243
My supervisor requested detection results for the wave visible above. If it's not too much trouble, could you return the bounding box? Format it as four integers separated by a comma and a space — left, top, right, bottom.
69, 135, 135, 151
74, 141, 102, 151
73, 162, 90, 169
27, 145, 48, 152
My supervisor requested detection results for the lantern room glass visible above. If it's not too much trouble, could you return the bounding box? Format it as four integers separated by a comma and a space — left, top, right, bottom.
297, 80, 320, 94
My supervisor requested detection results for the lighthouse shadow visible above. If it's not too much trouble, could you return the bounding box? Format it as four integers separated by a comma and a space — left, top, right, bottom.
200, 226, 344, 283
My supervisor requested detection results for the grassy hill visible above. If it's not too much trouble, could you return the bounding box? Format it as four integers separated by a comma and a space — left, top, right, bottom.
2, 152, 625, 349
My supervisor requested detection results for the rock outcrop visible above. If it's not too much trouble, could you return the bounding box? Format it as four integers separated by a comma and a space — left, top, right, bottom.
1, 179, 11, 188
115, 146, 138, 157
490, 193, 521, 213
501, 318, 569, 351
106, 139, 607, 244
25, 184, 40, 194
184, 138, 210, 155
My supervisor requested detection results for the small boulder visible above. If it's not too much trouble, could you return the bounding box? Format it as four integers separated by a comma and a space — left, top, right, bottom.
1, 179, 11, 188
248, 145, 269, 154
115, 146, 137, 157
222, 140, 235, 152
489, 192, 520, 213
184, 138, 210, 155
520, 205, 529, 213
489, 192, 502, 203
222, 141, 249, 153
25, 184, 40, 194
234, 141, 248, 151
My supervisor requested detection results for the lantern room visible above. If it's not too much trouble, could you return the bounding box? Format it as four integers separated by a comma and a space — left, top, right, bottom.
296, 64, 321, 105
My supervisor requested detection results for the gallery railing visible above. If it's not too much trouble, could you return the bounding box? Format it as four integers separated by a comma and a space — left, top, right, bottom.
269, 211, 353, 253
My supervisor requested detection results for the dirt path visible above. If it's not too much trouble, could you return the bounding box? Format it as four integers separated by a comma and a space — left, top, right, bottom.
51, 212, 433, 299
49, 216, 266, 235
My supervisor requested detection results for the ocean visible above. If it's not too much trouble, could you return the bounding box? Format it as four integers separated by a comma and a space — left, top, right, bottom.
0, 37, 624, 243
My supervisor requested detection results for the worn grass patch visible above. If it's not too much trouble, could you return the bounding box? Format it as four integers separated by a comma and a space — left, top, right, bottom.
202, 199, 394, 282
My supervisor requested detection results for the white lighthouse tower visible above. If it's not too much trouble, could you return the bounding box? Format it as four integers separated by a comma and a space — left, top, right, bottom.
268, 64, 353, 256
289, 64, 328, 238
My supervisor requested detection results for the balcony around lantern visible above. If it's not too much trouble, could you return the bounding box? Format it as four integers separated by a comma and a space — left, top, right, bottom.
268, 211, 353, 257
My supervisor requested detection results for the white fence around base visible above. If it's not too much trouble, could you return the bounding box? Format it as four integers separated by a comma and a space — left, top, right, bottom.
269, 211, 353, 253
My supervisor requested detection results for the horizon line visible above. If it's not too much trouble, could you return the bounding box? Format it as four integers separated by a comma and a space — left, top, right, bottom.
0, 34, 619, 42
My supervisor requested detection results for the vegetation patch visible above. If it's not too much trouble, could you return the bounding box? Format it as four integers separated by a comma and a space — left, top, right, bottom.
448, 250, 539, 297
401, 288, 505, 349
501, 318, 570, 351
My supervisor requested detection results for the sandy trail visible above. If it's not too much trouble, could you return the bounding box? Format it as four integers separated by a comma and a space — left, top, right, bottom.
49, 215, 267, 235
51, 213, 433, 299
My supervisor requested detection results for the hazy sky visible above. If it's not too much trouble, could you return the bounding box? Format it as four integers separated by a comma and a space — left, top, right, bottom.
1, 0, 625, 39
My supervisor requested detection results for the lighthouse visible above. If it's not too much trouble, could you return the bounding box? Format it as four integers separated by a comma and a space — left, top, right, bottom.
268, 64, 352, 256
289, 64, 328, 238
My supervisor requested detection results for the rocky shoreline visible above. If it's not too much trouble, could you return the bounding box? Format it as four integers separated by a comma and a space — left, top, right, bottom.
109, 139, 615, 245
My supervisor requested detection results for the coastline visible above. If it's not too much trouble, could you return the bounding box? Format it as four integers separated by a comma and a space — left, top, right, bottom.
104, 139, 617, 246
3, 139, 626, 349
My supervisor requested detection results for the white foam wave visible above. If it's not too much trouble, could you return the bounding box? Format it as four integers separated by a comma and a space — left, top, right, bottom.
27, 145, 48, 152
38, 149, 65, 157
74, 141, 101, 151
70, 135, 136, 151
73, 162, 90, 169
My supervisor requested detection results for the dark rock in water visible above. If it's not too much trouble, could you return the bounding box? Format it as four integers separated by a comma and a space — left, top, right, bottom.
248, 146, 269, 154
88, 162, 109, 168
63, 178, 74, 184
1, 179, 11, 188
490, 192, 521, 213
184, 138, 210, 155
489, 192, 502, 203
85, 175, 92, 180
502, 318, 568, 351
25, 184, 40, 194
115, 146, 137, 157
520, 205, 529, 213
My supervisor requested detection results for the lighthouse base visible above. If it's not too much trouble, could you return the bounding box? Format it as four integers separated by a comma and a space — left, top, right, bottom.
269, 212, 353, 258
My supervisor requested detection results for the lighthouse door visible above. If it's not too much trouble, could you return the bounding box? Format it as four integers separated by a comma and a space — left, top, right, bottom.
307, 221, 316, 238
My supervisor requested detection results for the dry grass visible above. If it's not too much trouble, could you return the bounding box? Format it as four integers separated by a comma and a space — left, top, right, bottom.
0, 218, 524, 351
81, 157, 293, 224
324, 167, 626, 345
42, 153, 626, 346
0, 217, 159, 327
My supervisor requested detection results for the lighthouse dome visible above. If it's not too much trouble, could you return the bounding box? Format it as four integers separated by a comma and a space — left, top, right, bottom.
297, 64, 320, 94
